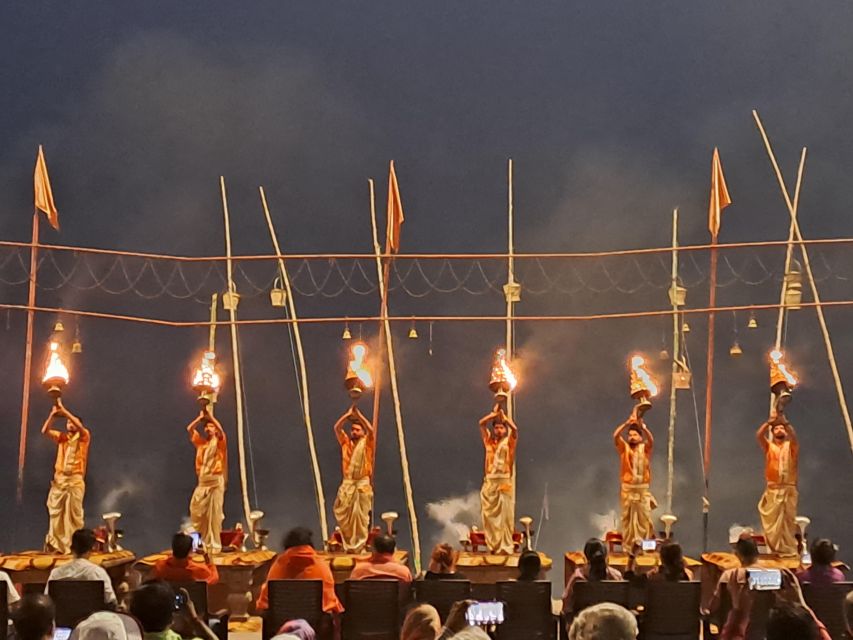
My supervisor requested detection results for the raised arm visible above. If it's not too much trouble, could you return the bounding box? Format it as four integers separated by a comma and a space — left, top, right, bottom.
479, 409, 499, 440
41, 406, 62, 440
756, 421, 771, 450
786, 421, 798, 447
334, 410, 351, 443
613, 421, 628, 447
640, 420, 654, 449
501, 410, 519, 437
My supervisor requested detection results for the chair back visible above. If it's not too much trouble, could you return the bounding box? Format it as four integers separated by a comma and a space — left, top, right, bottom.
413, 580, 472, 622
168, 581, 208, 616
48, 580, 105, 628
803, 581, 853, 640
0, 586, 8, 640
496, 580, 555, 640
572, 580, 630, 612
343, 580, 400, 640
643, 580, 701, 639
262, 580, 324, 640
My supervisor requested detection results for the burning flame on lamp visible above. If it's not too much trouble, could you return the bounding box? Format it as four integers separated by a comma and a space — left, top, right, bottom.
192, 351, 221, 405
489, 348, 518, 401
345, 342, 373, 399
42, 341, 70, 401
629, 354, 658, 415
770, 349, 797, 414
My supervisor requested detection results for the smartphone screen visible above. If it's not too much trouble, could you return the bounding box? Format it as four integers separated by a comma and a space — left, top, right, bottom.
465, 601, 504, 625
174, 591, 187, 610
747, 568, 782, 591
641, 539, 657, 552
189, 531, 202, 551
53, 628, 72, 640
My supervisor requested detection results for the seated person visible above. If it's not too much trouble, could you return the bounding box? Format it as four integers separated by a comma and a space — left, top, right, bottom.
129, 580, 216, 640
10, 593, 55, 640
796, 538, 845, 585
350, 534, 413, 583
517, 549, 542, 581
625, 540, 694, 583
151, 533, 219, 585
562, 538, 623, 615
46, 528, 117, 606
568, 602, 638, 640
256, 527, 343, 614
424, 543, 466, 581
1, 568, 20, 605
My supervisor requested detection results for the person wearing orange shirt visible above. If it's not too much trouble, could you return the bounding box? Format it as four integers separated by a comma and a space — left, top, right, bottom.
614, 410, 657, 547
42, 400, 91, 554
332, 406, 375, 553
256, 527, 343, 614
757, 415, 799, 556
187, 407, 227, 553
151, 532, 220, 585
478, 405, 518, 555
349, 534, 413, 583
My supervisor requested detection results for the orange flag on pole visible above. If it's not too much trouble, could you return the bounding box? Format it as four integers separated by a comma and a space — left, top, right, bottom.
708, 147, 731, 238
34, 145, 59, 230
386, 160, 404, 253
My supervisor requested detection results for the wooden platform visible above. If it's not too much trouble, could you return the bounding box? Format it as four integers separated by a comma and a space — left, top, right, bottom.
134, 549, 275, 620
0, 549, 136, 596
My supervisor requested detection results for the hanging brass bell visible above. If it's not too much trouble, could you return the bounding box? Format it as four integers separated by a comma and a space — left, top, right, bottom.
71, 339, 82, 354
682, 321, 691, 334
408, 325, 418, 340
730, 341, 743, 357
747, 314, 758, 329
54, 321, 65, 333
342, 324, 352, 340
659, 348, 670, 361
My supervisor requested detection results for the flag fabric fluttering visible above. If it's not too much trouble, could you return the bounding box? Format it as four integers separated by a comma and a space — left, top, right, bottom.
708, 147, 731, 238
34, 145, 59, 230
386, 160, 405, 253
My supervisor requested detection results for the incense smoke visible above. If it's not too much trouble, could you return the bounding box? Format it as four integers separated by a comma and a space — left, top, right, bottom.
99, 477, 139, 514
425, 490, 481, 545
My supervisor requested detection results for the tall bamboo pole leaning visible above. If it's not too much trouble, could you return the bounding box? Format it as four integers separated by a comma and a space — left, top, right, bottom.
16, 207, 39, 505
505, 159, 516, 419
768, 148, 807, 415
752, 111, 853, 456
259, 186, 329, 541
369, 179, 390, 490
207, 293, 219, 418
665, 209, 679, 515
368, 176, 422, 571
219, 176, 254, 528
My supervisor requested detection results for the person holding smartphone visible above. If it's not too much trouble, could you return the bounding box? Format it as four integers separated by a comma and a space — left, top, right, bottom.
478, 404, 518, 555
150, 533, 219, 585
186, 407, 227, 554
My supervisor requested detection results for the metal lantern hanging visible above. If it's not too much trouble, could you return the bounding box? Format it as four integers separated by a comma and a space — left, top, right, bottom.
270, 277, 286, 307
42, 341, 70, 404
673, 366, 692, 390
668, 284, 687, 307
503, 282, 522, 303
191, 350, 222, 406
222, 287, 240, 311
783, 260, 803, 310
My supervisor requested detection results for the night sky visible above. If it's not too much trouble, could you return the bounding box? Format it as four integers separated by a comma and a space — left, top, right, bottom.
1, 2, 852, 587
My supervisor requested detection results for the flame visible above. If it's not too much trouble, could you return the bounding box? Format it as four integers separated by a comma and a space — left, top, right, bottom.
631, 355, 658, 396
42, 341, 69, 384
192, 351, 221, 393
770, 350, 797, 386
490, 348, 518, 391
348, 342, 373, 388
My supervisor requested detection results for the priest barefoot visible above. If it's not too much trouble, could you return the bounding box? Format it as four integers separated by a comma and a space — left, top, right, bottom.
187, 407, 227, 553
756, 415, 799, 556
332, 406, 375, 552
614, 410, 657, 546
42, 400, 91, 554
478, 405, 518, 555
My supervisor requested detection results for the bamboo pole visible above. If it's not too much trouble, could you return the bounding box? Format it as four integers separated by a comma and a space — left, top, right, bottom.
753, 112, 853, 456
259, 186, 329, 541
768, 149, 807, 415
665, 209, 679, 515
506, 159, 515, 419
207, 293, 219, 418
16, 210, 40, 504
368, 177, 422, 571
219, 176, 253, 527
369, 180, 390, 480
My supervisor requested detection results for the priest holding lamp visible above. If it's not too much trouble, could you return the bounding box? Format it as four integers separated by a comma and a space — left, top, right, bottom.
187, 351, 227, 553
41, 342, 91, 554
613, 355, 658, 547
757, 350, 800, 556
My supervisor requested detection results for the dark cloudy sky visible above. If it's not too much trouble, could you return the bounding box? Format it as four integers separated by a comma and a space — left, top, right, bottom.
1, 2, 852, 584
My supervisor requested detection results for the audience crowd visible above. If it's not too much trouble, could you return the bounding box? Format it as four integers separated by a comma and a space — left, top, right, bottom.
2, 527, 850, 640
